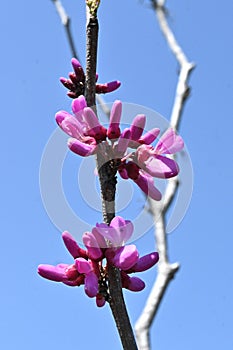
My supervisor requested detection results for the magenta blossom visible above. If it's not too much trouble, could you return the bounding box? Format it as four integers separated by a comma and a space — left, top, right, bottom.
135, 128, 184, 178
60, 58, 121, 99
56, 96, 184, 199
38, 217, 159, 307
55, 95, 107, 156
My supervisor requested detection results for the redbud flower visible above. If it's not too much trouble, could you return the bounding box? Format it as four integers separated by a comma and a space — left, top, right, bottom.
38, 217, 159, 304
56, 95, 184, 200
60, 58, 121, 99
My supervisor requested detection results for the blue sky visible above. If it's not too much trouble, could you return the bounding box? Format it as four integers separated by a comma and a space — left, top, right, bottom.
1, 0, 233, 349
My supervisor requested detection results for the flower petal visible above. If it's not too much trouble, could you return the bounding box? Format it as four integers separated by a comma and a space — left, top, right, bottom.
75, 258, 92, 274
128, 252, 159, 272
83, 231, 105, 259
116, 128, 131, 155
134, 173, 162, 200
139, 128, 160, 145
110, 245, 139, 270
72, 95, 87, 115
83, 107, 107, 141
62, 231, 87, 259
143, 155, 179, 178
38, 264, 67, 282
95, 217, 133, 246
65, 264, 79, 280
155, 128, 184, 154
84, 271, 99, 297
107, 100, 122, 139
71, 58, 85, 81
56, 114, 83, 139
130, 114, 146, 141
68, 138, 96, 157
95, 81, 121, 94
110, 216, 134, 245
121, 272, 145, 292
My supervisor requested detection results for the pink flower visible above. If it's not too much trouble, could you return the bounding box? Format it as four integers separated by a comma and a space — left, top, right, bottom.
136, 128, 184, 179
55, 95, 107, 156
56, 95, 184, 199
93, 216, 134, 247
60, 58, 121, 99
118, 128, 184, 199
38, 217, 159, 304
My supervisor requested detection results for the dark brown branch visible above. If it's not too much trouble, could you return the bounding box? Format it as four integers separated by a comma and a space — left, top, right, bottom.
108, 265, 138, 350
85, 16, 98, 107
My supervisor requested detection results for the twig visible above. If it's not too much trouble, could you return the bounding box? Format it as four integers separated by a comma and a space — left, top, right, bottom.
50, 0, 110, 115
135, 2, 195, 349
51, 0, 78, 58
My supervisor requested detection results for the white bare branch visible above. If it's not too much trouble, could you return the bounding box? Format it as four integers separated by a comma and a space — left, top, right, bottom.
135, 2, 195, 349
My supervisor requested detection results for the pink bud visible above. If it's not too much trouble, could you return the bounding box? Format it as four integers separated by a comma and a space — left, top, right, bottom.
95, 81, 121, 94
38, 264, 67, 282
68, 138, 96, 157
55, 110, 72, 126
69, 72, 78, 84
155, 128, 184, 154
139, 128, 160, 145
130, 114, 146, 141
128, 252, 159, 272
84, 271, 99, 298
72, 95, 87, 115
82, 231, 104, 260
67, 91, 78, 99
75, 258, 92, 274
116, 129, 131, 154
96, 294, 106, 307
122, 274, 145, 292
83, 108, 107, 141
62, 231, 87, 259
107, 245, 139, 270
107, 100, 122, 139
60, 77, 75, 90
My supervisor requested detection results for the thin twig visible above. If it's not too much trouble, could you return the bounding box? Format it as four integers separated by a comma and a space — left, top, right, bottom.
51, 0, 78, 58
135, 2, 195, 349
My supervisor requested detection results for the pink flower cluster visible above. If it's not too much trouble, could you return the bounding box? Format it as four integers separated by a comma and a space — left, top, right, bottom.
55, 96, 184, 200
60, 58, 121, 98
38, 217, 159, 307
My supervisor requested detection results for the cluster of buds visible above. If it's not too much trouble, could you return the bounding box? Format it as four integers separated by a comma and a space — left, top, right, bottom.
38, 217, 159, 307
60, 58, 121, 99
55, 96, 184, 200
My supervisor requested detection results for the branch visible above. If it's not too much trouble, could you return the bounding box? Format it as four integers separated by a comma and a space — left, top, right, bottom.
135, 2, 195, 349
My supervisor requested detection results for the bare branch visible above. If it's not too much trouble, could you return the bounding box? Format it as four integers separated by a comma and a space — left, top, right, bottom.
135, 2, 195, 349
51, 0, 78, 58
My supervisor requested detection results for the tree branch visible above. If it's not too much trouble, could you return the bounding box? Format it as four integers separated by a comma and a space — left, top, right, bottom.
135, 2, 195, 349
